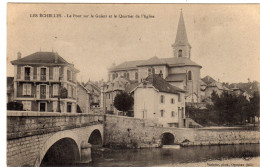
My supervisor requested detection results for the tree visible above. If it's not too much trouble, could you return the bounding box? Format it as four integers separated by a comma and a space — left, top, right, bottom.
249, 91, 260, 126
7, 101, 23, 111
113, 91, 134, 116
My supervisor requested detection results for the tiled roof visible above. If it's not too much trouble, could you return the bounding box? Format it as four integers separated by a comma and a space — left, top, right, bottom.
165, 73, 186, 82
109, 60, 146, 71
11, 52, 70, 65
137, 56, 167, 67
201, 75, 216, 85
125, 82, 140, 93
110, 57, 201, 72
145, 74, 185, 94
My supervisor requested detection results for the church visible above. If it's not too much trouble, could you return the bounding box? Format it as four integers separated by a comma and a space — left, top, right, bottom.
108, 11, 202, 103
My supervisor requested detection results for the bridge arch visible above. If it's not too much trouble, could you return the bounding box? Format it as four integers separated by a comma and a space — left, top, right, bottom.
35, 131, 81, 167
88, 129, 102, 146
161, 132, 175, 145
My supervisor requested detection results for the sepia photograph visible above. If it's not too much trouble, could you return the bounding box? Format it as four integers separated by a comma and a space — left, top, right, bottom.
5, 3, 260, 167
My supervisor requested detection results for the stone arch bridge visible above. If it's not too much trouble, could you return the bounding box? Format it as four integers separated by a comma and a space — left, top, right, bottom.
7, 111, 104, 167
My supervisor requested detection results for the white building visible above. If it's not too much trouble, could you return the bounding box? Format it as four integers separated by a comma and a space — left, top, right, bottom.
130, 74, 186, 128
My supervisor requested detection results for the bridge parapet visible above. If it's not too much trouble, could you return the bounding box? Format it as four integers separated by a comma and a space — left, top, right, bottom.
7, 111, 104, 140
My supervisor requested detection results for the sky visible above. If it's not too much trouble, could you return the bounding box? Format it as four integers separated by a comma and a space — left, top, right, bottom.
6, 4, 260, 83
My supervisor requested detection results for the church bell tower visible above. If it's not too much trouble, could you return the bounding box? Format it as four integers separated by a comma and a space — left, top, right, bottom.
172, 10, 191, 59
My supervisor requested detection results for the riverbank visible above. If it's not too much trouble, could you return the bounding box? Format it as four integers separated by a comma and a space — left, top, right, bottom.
155, 157, 260, 167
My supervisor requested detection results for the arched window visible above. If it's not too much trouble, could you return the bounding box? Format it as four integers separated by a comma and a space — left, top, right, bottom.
160, 95, 165, 103
112, 73, 116, 80
124, 72, 127, 78
178, 49, 182, 57
188, 71, 192, 80
135, 72, 138, 80
148, 67, 155, 74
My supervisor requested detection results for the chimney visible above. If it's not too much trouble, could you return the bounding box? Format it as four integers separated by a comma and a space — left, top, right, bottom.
17, 52, 22, 59
54, 52, 58, 63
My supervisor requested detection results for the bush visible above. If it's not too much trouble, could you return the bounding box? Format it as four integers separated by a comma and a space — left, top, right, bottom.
7, 101, 23, 111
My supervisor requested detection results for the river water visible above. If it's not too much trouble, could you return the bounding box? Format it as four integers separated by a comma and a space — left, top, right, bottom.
88, 144, 260, 167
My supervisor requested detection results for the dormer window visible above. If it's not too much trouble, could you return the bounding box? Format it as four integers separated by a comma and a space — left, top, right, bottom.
178, 49, 182, 57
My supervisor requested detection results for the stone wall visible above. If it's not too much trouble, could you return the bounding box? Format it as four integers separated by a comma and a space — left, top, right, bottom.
7, 111, 104, 167
104, 115, 260, 148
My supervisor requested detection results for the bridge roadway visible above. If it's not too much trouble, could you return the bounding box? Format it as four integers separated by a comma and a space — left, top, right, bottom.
7, 111, 104, 167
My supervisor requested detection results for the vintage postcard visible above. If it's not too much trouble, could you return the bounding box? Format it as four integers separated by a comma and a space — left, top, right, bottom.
6, 3, 260, 167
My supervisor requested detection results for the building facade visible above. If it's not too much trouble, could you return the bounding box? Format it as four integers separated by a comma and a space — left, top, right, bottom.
108, 11, 202, 103
77, 82, 91, 113
131, 74, 186, 128
11, 52, 79, 113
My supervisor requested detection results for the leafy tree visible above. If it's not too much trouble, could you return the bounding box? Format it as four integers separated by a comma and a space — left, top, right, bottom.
7, 101, 23, 111
114, 91, 134, 116
249, 91, 260, 126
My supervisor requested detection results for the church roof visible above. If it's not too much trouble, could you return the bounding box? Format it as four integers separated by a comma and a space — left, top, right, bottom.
109, 57, 201, 72
165, 73, 186, 82
137, 56, 167, 67
172, 10, 191, 48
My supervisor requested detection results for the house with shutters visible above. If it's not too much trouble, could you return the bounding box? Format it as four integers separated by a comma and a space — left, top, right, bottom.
11, 51, 79, 113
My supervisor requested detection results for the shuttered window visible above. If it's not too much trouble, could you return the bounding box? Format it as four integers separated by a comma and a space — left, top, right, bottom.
22, 84, 31, 95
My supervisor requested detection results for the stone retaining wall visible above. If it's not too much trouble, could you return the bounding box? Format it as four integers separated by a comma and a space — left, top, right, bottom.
104, 115, 260, 148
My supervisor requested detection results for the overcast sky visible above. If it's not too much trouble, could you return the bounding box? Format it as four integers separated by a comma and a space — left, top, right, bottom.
7, 4, 260, 83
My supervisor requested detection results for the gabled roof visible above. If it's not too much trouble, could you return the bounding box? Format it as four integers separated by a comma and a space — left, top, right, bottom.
144, 74, 185, 94
77, 82, 91, 94
165, 73, 186, 82
161, 57, 201, 67
125, 82, 140, 93
201, 75, 216, 85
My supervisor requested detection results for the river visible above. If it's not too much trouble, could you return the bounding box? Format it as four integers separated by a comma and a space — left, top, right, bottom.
87, 144, 260, 167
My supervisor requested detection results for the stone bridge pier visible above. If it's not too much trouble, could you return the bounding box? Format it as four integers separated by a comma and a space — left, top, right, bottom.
7, 111, 104, 167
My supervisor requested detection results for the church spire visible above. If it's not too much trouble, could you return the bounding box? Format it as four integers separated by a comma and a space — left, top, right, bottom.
172, 10, 192, 59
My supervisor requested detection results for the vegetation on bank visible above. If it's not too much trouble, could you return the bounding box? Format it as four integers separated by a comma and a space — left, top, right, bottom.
186, 91, 260, 126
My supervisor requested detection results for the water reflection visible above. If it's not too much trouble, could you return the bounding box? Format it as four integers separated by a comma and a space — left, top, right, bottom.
90, 144, 260, 167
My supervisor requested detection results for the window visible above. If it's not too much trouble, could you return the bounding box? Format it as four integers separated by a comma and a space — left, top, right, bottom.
41, 68, 46, 81
115, 73, 118, 78
24, 67, 31, 80
68, 85, 72, 97
53, 84, 59, 96
135, 72, 138, 80
67, 70, 72, 81
171, 111, 175, 117
188, 71, 192, 80
73, 87, 76, 98
178, 94, 181, 102
54, 67, 59, 80
23, 84, 31, 95
178, 49, 182, 57
126, 72, 129, 79
160, 95, 164, 103
53, 101, 57, 112
148, 67, 155, 74
171, 98, 175, 104
22, 101, 31, 111
160, 110, 164, 117
112, 73, 116, 80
